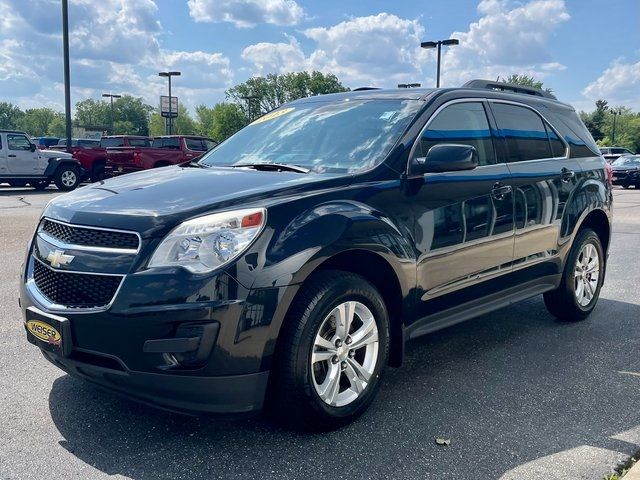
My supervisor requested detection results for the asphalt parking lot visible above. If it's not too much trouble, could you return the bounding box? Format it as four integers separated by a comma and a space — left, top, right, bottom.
1, 185, 639, 480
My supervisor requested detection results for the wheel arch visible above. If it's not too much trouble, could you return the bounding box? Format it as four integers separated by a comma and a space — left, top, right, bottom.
578, 208, 611, 253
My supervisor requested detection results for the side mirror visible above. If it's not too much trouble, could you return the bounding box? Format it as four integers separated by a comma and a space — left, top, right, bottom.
29, 143, 37, 152
410, 144, 478, 175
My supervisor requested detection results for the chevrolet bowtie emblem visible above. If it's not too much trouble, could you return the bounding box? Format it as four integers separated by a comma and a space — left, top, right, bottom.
46, 249, 75, 268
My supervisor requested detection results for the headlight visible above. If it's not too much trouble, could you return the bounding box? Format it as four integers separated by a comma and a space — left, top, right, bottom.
148, 208, 266, 273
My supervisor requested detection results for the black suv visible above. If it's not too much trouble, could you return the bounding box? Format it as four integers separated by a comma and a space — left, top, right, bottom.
20, 80, 612, 429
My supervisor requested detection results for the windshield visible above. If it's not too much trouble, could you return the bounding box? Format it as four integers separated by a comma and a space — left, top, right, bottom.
612, 156, 640, 167
198, 99, 423, 174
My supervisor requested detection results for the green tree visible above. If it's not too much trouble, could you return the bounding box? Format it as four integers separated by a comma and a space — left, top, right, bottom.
113, 120, 136, 135
47, 114, 66, 137
226, 71, 349, 118
498, 74, 553, 94
17, 108, 61, 136
112, 95, 153, 135
148, 105, 197, 136
196, 103, 247, 142
0, 102, 24, 130
74, 98, 109, 128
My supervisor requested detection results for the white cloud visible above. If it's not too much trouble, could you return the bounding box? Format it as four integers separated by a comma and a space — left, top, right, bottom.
0, 0, 234, 112
582, 60, 640, 110
242, 13, 427, 87
187, 0, 304, 28
441, 0, 571, 86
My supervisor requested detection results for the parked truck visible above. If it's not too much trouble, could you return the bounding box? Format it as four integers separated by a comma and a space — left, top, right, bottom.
105, 135, 217, 176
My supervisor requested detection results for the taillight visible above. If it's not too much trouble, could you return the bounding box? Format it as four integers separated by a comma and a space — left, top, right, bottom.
133, 151, 142, 166
604, 162, 613, 187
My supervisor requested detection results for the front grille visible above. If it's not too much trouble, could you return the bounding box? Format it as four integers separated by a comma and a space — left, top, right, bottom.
41, 219, 139, 250
33, 259, 122, 308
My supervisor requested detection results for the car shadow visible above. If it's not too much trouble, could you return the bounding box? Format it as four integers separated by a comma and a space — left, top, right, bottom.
48, 297, 640, 479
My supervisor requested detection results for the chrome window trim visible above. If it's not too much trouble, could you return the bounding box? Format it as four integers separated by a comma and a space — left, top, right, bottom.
40, 217, 142, 254
27, 256, 125, 313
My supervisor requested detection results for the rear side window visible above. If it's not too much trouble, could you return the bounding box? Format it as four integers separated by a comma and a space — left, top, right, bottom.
491, 103, 552, 162
101, 138, 124, 148
153, 138, 180, 149
418, 102, 496, 166
185, 138, 205, 151
128, 138, 150, 147
78, 139, 99, 148
546, 126, 566, 157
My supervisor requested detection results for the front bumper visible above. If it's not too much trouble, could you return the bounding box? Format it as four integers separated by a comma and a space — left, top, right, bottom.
41, 348, 269, 415
20, 256, 285, 415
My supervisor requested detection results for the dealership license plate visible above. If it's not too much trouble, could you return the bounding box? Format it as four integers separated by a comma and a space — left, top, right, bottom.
24, 307, 71, 356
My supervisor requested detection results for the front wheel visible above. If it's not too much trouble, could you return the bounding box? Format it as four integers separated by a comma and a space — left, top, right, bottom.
272, 271, 389, 430
544, 228, 605, 321
54, 165, 80, 191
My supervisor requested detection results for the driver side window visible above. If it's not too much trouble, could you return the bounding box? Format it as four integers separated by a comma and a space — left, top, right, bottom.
417, 102, 496, 166
7, 134, 32, 151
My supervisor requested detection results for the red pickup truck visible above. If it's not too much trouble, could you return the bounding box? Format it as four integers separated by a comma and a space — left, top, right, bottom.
51, 138, 107, 182
105, 135, 217, 176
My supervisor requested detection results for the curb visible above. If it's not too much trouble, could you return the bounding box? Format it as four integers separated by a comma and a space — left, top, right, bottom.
625, 460, 640, 480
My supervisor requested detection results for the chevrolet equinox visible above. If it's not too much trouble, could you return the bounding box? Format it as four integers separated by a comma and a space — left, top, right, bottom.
21, 80, 612, 430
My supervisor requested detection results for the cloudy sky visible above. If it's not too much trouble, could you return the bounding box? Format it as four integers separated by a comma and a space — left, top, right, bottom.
1, 0, 639, 113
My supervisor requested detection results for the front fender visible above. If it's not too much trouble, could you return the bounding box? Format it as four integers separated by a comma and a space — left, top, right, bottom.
44, 158, 84, 177
233, 200, 415, 290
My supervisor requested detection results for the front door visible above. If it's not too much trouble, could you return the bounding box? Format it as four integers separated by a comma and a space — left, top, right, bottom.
6, 133, 38, 175
410, 100, 515, 315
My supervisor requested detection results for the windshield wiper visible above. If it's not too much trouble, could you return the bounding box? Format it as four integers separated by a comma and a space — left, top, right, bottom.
231, 162, 310, 174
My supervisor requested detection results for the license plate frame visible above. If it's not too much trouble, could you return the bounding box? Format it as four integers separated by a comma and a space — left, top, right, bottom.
24, 306, 72, 357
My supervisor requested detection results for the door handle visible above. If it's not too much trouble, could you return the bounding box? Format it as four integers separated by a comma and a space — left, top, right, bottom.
560, 168, 575, 182
8, 154, 16, 157
491, 182, 512, 200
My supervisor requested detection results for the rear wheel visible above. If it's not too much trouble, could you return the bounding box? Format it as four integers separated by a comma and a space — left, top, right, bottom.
543, 228, 604, 321
272, 271, 389, 430
54, 165, 80, 191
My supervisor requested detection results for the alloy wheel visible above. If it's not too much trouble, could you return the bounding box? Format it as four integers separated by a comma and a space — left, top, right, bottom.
574, 242, 600, 307
311, 301, 379, 407
61, 170, 77, 187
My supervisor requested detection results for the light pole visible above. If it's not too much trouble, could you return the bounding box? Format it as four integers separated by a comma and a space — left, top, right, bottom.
398, 83, 421, 88
420, 39, 459, 88
240, 95, 259, 122
159, 71, 181, 134
61, 0, 72, 153
612, 108, 621, 144
102, 93, 121, 135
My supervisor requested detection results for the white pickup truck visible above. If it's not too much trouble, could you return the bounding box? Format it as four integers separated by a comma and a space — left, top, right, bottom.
0, 130, 82, 191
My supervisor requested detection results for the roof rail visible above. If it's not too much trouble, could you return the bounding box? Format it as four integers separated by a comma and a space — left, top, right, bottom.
462, 79, 557, 100
352, 87, 381, 91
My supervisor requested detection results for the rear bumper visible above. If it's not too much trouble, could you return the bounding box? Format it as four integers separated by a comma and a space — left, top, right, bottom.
42, 349, 269, 415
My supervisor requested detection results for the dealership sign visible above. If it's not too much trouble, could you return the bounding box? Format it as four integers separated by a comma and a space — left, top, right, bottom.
160, 96, 178, 118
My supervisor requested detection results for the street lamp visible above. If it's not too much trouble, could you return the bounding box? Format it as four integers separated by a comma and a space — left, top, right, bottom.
240, 95, 259, 122
611, 108, 622, 144
420, 38, 459, 88
158, 71, 181, 135
102, 93, 121, 135
398, 83, 422, 88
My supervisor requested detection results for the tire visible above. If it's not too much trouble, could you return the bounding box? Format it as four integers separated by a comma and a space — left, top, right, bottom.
623, 184, 630, 189
30, 180, 49, 190
272, 270, 389, 431
53, 165, 80, 191
543, 228, 605, 322
91, 162, 105, 182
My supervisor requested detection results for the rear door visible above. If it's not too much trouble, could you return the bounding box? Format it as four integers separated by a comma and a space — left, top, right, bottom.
6, 133, 38, 174
488, 100, 579, 270
412, 100, 515, 307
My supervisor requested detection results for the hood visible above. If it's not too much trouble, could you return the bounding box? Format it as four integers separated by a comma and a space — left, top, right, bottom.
45, 165, 347, 237
41, 149, 72, 159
